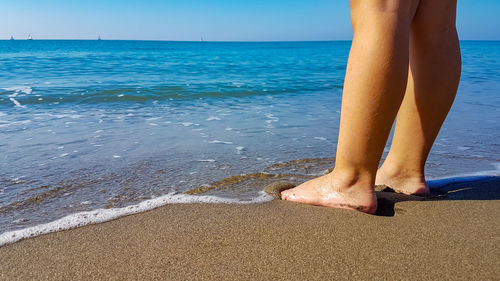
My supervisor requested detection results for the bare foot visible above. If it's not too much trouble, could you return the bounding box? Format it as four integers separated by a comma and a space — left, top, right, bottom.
375, 168, 430, 196
281, 172, 377, 214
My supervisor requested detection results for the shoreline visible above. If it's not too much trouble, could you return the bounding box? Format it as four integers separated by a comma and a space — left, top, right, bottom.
1, 178, 499, 280
1, 174, 498, 247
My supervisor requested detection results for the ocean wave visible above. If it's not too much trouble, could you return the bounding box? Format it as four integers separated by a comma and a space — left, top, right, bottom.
0, 84, 339, 107
0, 191, 273, 247
1, 162, 499, 247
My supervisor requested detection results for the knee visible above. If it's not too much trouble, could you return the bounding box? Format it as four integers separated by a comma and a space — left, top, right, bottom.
350, 0, 419, 32
412, 0, 457, 36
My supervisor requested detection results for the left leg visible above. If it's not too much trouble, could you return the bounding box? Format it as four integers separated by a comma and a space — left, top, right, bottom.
375, 0, 461, 195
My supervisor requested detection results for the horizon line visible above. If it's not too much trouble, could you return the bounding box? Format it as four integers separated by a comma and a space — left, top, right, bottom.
2, 38, 500, 42
2, 38, 350, 42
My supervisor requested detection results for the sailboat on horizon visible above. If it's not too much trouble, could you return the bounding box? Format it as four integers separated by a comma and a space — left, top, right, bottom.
10, 35, 14, 40
98, 35, 102, 40
27, 34, 33, 40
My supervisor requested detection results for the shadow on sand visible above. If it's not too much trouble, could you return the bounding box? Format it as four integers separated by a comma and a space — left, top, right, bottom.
375, 176, 500, 216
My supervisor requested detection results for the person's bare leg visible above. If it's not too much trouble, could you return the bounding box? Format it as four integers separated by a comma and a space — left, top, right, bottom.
282, 0, 419, 214
376, 0, 461, 195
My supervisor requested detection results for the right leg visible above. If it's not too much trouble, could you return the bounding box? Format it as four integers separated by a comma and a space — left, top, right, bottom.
376, 0, 461, 195
282, 0, 419, 214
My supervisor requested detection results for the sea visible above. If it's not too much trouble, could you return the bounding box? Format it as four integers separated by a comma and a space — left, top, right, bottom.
0, 40, 499, 244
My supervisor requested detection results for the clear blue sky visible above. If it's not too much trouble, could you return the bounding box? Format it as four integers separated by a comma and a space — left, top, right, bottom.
1, 0, 499, 41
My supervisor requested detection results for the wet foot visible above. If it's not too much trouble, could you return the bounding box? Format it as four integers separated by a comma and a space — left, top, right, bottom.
281, 172, 377, 214
375, 169, 430, 196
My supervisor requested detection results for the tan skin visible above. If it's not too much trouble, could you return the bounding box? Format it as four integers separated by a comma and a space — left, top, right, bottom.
281, 0, 461, 214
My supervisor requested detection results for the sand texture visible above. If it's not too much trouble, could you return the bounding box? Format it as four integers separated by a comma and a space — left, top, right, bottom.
1, 178, 499, 280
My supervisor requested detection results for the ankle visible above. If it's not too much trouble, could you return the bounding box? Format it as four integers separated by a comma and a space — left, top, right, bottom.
330, 167, 375, 193
377, 162, 425, 183
376, 162, 429, 196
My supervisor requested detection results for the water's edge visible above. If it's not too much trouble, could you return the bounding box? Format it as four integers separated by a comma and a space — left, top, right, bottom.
0, 191, 273, 247
2, 168, 499, 248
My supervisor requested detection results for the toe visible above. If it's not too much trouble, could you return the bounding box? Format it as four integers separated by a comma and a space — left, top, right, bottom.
281, 189, 292, 200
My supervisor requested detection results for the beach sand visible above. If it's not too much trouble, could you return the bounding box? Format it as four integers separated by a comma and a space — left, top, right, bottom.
1, 178, 499, 280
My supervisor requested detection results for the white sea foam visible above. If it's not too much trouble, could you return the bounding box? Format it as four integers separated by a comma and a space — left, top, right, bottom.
426, 164, 500, 188
236, 146, 245, 154
10, 98, 25, 108
197, 159, 216, 162
422, 162, 500, 190
265, 113, 279, 124
0, 192, 273, 247
206, 116, 221, 121
39, 113, 83, 119
0, 120, 32, 128
4, 86, 32, 95
209, 140, 233, 144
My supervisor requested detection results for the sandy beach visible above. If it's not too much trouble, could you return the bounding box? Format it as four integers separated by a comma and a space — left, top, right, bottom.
1, 178, 499, 280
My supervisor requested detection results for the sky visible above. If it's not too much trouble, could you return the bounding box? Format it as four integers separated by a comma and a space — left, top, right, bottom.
1, 0, 499, 41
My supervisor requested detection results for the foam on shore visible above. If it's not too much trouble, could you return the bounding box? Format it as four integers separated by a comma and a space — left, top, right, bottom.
427, 163, 500, 188
0, 191, 273, 247
1, 164, 498, 248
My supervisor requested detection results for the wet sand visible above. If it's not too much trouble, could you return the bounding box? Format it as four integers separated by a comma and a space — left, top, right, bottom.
1, 179, 499, 280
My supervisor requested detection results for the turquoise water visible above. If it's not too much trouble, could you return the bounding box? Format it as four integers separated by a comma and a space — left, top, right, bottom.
0, 40, 499, 233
